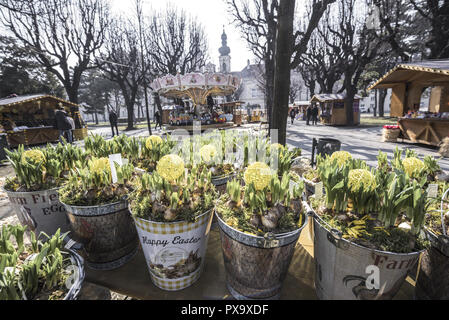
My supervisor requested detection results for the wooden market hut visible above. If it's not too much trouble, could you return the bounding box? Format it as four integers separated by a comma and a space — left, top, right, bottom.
310, 93, 361, 126
0, 94, 88, 147
369, 60, 449, 146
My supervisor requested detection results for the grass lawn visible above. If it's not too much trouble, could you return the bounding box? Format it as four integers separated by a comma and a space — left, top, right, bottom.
359, 115, 398, 127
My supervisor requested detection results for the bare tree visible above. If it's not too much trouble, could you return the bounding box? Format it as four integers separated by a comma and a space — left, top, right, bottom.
99, 20, 151, 131
227, 0, 334, 134
226, 0, 278, 132
147, 5, 209, 76
409, 0, 449, 59
147, 5, 209, 116
0, 0, 110, 103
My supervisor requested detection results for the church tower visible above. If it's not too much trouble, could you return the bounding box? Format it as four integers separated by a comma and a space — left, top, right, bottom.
219, 28, 231, 73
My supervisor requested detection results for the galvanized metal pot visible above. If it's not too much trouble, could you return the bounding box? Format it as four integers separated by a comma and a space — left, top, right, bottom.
215, 209, 308, 300
415, 229, 449, 300
307, 204, 424, 300
133, 209, 213, 291
211, 173, 235, 193
4, 188, 70, 237
61, 201, 138, 270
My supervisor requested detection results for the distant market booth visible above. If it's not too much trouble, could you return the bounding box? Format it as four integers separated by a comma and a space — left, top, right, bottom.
369, 60, 449, 146
311, 94, 361, 126
0, 94, 88, 147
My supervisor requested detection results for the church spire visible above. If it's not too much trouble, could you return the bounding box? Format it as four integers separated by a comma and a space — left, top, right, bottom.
219, 27, 230, 56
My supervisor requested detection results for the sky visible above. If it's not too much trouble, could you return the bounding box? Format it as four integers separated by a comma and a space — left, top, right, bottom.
110, 0, 255, 72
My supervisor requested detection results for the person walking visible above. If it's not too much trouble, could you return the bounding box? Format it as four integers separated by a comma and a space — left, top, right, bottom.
311, 105, 319, 125
290, 108, 296, 125
55, 105, 72, 143
66, 114, 75, 144
306, 106, 311, 125
154, 109, 162, 130
109, 109, 119, 137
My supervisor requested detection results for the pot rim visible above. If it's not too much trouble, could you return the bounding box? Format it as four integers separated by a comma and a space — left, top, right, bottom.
60, 199, 127, 210
3, 186, 61, 194
62, 248, 85, 300
131, 207, 212, 226
214, 207, 308, 241
309, 205, 426, 257
211, 172, 236, 180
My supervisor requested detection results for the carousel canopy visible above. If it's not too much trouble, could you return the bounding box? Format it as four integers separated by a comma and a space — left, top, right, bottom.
151, 73, 241, 106
369, 60, 449, 90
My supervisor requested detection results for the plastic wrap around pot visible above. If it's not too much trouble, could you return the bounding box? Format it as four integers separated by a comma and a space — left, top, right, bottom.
133, 209, 213, 291
5, 188, 70, 237
215, 209, 308, 300
61, 201, 138, 270
305, 202, 425, 300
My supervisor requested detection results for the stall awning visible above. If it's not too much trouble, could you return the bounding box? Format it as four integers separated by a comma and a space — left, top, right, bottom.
368, 60, 449, 90
310, 94, 362, 103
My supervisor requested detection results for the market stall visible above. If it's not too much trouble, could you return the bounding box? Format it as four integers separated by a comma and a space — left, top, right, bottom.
311, 94, 361, 126
291, 100, 311, 120
369, 60, 449, 146
0, 94, 88, 147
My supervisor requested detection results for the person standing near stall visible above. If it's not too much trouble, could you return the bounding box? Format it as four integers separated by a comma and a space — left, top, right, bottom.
290, 108, 296, 125
306, 105, 312, 125
311, 105, 319, 125
55, 105, 72, 143
109, 109, 119, 137
154, 109, 162, 130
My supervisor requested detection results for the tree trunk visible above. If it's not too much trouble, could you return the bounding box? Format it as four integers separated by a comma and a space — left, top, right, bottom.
94, 111, 99, 125
379, 88, 388, 117
265, 57, 275, 133
271, 0, 295, 145
374, 89, 378, 117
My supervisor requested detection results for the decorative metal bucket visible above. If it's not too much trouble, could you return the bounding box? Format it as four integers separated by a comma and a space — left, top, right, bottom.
306, 203, 424, 300
4, 188, 70, 237
215, 209, 308, 300
133, 209, 213, 291
61, 201, 138, 270
415, 229, 449, 300
211, 174, 235, 193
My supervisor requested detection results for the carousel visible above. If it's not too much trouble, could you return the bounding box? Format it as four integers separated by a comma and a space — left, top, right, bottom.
151, 72, 241, 130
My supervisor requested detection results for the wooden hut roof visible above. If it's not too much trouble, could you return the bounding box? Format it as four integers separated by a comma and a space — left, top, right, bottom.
310, 93, 362, 103
0, 94, 79, 110
368, 59, 449, 90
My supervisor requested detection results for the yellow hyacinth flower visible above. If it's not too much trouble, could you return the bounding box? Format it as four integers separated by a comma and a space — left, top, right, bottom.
330, 151, 352, 167
89, 157, 111, 175
145, 135, 163, 149
402, 157, 425, 178
156, 154, 185, 182
200, 144, 217, 163
22, 149, 45, 164
348, 169, 376, 192
270, 143, 285, 151
244, 162, 273, 191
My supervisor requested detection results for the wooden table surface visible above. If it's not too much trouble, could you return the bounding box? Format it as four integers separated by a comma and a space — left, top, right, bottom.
85, 223, 416, 300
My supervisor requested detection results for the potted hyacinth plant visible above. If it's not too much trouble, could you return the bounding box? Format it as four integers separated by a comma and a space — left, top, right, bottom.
129, 154, 216, 291
214, 162, 307, 300
58, 157, 138, 270
307, 150, 431, 300
0, 224, 84, 300
84, 134, 174, 173
4, 143, 86, 237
